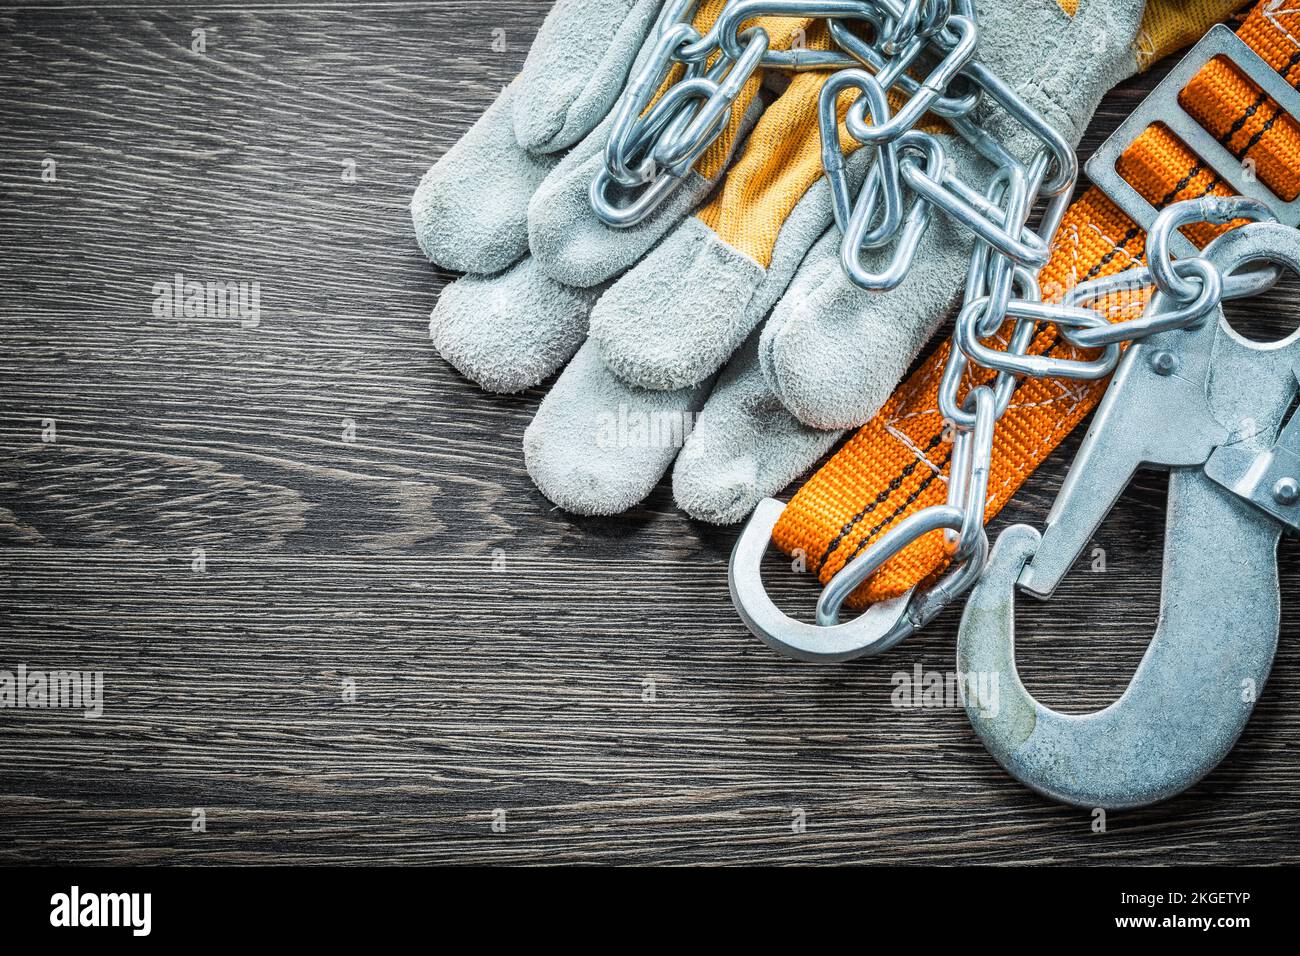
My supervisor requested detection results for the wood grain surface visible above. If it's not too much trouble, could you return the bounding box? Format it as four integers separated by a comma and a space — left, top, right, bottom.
1, 1, 1297, 865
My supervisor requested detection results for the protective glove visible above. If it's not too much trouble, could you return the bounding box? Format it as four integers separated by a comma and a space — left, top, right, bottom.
525, 0, 1164, 522
412, 0, 816, 390
415, 0, 1234, 524
413, 0, 877, 514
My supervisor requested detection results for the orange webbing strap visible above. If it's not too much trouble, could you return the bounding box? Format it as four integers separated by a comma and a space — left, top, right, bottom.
772, 0, 1300, 608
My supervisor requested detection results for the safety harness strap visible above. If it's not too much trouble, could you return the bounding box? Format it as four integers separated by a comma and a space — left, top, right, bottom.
773, 0, 1300, 607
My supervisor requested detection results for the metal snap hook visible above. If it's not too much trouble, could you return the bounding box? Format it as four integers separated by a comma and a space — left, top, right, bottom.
957, 505, 1282, 810
956, 222, 1300, 808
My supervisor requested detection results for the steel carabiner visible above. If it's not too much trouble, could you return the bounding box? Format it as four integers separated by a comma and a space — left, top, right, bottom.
956, 221, 1300, 809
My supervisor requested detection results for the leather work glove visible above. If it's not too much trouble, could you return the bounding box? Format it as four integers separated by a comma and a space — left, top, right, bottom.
414, 0, 1238, 523
752, 0, 1243, 433
415, 0, 880, 517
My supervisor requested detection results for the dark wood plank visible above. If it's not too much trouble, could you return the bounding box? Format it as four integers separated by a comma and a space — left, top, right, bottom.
1, 2, 1297, 865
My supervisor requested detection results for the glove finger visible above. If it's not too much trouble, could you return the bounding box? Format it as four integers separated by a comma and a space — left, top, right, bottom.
586, 69, 873, 390
411, 82, 557, 274
672, 334, 841, 525
527, 90, 766, 289
513, 0, 664, 154
524, 340, 711, 515
431, 256, 599, 393
760, 213, 972, 430
526, 7, 818, 288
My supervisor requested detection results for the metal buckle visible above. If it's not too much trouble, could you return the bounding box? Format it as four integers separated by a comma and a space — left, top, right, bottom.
1086, 24, 1300, 257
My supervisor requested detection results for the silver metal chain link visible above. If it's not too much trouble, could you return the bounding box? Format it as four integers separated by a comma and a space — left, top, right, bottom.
590, 0, 1283, 632
591, 0, 961, 226
808, 1, 1281, 629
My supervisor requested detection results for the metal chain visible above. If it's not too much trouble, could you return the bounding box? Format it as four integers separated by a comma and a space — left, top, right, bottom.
589, 0, 1282, 630
800, 3, 1281, 631
591, 0, 957, 227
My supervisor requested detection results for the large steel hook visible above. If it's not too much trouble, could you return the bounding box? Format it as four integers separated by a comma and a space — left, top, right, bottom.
957, 222, 1300, 809
959, 496, 1282, 810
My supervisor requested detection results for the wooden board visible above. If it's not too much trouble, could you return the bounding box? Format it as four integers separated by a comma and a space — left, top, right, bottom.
1, 2, 1296, 864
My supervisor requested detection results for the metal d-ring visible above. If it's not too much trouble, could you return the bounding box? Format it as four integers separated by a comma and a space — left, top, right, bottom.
729, 498, 920, 662
730, 498, 988, 662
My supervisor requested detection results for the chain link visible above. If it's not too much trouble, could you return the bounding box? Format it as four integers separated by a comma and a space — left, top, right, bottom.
589, 0, 1281, 628
787, 1, 1275, 625
591, 0, 959, 227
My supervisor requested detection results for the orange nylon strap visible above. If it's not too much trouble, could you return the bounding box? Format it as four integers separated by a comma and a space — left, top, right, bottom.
773, 0, 1300, 608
